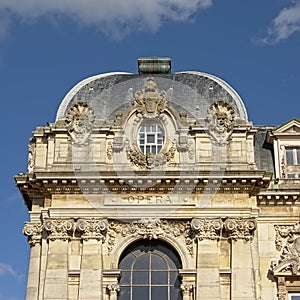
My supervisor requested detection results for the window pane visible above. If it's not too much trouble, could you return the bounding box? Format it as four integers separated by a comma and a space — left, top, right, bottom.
151, 286, 168, 299
120, 271, 131, 285
133, 271, 149, 285
151, 254, 167, 270
287, 173, 295, 179
134, 255, 149, 270
290, 296, 300, 300
147, 134, 155, 143
151, 271, 168, 284
133, 287, 149, 300
118, 286, 130, 300
286, 149, 294, 165
297, 149, 300, 164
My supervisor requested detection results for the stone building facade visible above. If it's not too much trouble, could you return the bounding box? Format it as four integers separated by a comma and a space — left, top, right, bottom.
15, 58, 300, 299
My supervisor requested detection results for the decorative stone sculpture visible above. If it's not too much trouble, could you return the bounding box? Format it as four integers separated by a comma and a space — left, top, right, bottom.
65, 102, 95, 145
206, 100, 235, 145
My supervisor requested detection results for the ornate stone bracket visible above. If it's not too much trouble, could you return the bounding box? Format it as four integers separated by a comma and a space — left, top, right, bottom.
65, 102, 95, 146
106, 284, 120, 300
23, 222, 43, 246
206, 100, 235, 146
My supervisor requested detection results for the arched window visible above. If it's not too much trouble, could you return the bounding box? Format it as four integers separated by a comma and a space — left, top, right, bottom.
118, 240, 182, 300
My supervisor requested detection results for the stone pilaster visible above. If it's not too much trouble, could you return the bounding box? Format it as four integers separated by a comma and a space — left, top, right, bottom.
77, 218, 107, 300
191, 218, 222, 300
43, 219, 73, 299
224, 218, 257, 300
23, 222, 43, 300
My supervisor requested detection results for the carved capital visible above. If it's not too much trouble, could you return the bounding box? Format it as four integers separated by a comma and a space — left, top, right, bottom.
44, 219, 74, 241
224, 218, 256, 241
106, 284, 120, 295
191, 218, 222, 241
23, 222, 43, 246
76, 218, 107, 241
180, 284, 193, 296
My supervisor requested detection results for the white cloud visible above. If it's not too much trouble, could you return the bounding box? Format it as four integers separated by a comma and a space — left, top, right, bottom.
265, 0, 300, 43
0, 262, 24, 281
0, 0, 212, 39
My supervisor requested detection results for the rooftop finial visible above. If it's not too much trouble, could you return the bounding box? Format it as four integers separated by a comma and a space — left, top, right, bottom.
138, 57, 171, 74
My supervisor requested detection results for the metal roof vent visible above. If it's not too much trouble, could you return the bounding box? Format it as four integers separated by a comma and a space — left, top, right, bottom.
138, 57, 171, 74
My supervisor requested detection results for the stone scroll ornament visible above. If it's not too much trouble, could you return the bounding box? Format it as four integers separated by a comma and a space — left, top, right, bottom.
272, 222, 300, 275
76, 218, 108, 241
190, 218, 223, 241
206, 100, 235, 145
23, 222, 43, 246
223, 218, 257, 241
65, 102, 95, 146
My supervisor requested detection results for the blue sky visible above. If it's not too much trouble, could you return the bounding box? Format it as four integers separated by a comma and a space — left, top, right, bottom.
0, 0, 300, 298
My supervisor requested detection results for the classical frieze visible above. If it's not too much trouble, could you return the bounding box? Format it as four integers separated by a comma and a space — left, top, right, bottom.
76, 218, 108, 241
65, 102, 95, 146
190, 218, 223, 241
272, 222, 300, 275
223, 218, 257, 241
206, 100, 235, 146
108, 219, 193, 254
23, 222, 43, 246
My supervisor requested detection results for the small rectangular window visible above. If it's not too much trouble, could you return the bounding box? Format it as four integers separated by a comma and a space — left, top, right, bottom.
288, 293, 300, 300
286, 149, 294, 165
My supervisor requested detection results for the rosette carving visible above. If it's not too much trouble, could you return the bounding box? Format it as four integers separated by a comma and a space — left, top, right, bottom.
65, 102, 95, 145
224, 218, 256, 241
23, 222, 43, 246
206, 100, 235, 145
44, 219, 74, 241
190, 218, 223, 241
134, 76, 168, 118
76, 218, 108, 241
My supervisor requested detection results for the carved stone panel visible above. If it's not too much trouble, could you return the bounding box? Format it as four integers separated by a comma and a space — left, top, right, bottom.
23, 222, 43, 246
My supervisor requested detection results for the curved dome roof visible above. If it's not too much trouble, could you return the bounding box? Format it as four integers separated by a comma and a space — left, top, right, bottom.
56, 71, 248, 122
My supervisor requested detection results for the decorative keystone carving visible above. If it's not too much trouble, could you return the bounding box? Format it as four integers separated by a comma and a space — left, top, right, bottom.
65, 102, 95, 146
272, 222, 300, 275
44, 219, 74, 241
134, 76, 168, 118
126, 139, 176, 169
191, 218, 223, 241
23, 222, 43, 246
206, 100, 235, 146
223, 218, 256, 241
76, 218, 108, 241
108, 219, 193, 254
